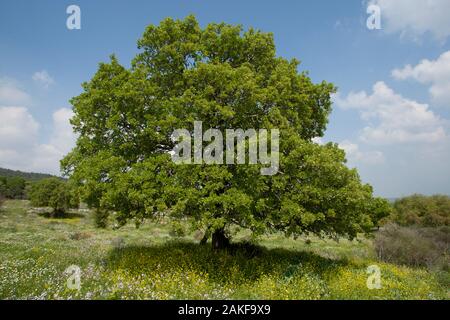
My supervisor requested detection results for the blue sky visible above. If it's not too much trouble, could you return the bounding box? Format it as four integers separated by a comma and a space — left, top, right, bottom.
1, 0, 450, 197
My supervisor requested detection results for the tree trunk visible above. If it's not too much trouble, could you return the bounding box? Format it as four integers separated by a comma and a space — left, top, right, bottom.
52, 207, 65, 218
211, 228, 230, 250
200, 233, 208, 245
200, 226, 211, 245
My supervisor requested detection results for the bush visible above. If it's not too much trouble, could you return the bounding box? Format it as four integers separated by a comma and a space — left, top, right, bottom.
0, 176, 26, 199
375, 223, 449, 270
391, 194, 450, 227
29, 178, 79, 217
169, 220, 186, 237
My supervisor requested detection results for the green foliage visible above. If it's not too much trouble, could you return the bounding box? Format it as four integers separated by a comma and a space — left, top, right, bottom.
62, 16, 391, 246
29, 178, 79, 217
391, 194, 450, 227
0, 176, 26, 199
169, 220, 187, 237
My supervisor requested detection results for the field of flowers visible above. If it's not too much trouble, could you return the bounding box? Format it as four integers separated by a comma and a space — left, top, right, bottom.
0, 200, 448, 300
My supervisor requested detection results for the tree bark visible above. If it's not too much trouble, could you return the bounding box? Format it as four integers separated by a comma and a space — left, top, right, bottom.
211, 228, 230, 250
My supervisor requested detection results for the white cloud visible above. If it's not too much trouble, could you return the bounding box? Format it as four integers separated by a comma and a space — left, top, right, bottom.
0, 78, 31, 105
334, 81, 446, 145
0, 107, 39, 152
369, 0, 450, 41
311, 137, 323, 145
0, 106, 76, 175
392, 51, 450, 107
0, 107, 40, 171
0, 74, 75, 174
33, 108, 76, 174
32, 70, 55, 88
48, 108, 76, 153
339, 140, 385, 165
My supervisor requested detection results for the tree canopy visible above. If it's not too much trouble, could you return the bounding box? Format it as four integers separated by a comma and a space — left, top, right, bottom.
62, 16, 390, 248
29, 178, 79, 217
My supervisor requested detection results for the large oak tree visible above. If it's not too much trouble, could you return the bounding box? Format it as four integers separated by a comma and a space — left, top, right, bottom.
62, 16, 390, 249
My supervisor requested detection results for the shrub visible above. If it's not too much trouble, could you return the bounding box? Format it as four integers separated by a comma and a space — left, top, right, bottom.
169, 220, 186, 237
391, 194, 450, 227
29, 178, 79, 217
0, 176, 26, 199
374, 223, 449, 270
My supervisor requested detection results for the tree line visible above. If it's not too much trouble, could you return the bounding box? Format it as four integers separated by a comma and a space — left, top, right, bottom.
0, 176, 79, 218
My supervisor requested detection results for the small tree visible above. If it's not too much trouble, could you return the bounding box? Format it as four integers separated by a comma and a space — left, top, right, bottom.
29, 178, 79, 217
0, 176, 26, 199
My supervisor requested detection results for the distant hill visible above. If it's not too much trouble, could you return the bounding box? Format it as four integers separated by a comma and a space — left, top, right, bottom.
0, 167, 57, 181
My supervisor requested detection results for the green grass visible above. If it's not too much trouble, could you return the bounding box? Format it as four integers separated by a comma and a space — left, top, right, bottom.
0, 200, 448, 300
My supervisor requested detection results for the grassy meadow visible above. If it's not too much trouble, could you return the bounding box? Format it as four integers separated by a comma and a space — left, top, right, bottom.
0, 200, 448, 300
